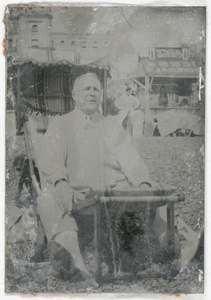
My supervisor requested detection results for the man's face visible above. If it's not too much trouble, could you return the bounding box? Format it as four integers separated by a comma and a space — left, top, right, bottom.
72, 74, 102, 115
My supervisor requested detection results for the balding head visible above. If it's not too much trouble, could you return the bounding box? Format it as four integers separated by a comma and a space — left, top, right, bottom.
73, 73, 101, 92
72, 73, 102, 115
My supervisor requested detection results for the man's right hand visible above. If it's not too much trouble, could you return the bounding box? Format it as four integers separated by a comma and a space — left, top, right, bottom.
54, 180, 74, 213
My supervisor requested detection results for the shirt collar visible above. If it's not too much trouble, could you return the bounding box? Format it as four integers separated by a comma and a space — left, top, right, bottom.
73, 108, 104, 123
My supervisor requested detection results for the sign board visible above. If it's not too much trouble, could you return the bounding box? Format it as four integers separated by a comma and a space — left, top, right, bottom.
149, 47, 189, 61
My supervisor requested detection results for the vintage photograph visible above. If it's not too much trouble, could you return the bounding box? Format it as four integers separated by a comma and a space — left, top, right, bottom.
5, 4, 205, 294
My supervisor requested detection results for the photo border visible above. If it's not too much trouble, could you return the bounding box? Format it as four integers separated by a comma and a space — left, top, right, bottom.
1, 1, 210, 299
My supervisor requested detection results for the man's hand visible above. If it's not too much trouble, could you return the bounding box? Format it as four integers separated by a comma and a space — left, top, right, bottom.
139, 181, 160, 189
139, 182, 151, 189
73, 187, 94, 203
54, 181, 74, 213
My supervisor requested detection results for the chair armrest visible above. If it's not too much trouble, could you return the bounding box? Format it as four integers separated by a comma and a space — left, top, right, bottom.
99, 194, 185, 206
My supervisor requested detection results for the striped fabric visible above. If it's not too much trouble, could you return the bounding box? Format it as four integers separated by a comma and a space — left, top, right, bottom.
10, 62, 107, 115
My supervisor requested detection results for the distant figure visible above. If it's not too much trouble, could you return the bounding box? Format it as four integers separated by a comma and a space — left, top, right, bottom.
158, 86, 168, 107
115, 86, 140, 134
191, 82, 199, 107
179, 98, 189, 108
115, 87, 140, 114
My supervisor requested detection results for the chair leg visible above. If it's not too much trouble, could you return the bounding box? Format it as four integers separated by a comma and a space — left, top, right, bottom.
167, 203, 175, 258
94, 202, 102, 283
145, 204, 153, 268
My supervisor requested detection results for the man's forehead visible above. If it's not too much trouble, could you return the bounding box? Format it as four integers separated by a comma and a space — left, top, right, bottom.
73, 73, 101, 90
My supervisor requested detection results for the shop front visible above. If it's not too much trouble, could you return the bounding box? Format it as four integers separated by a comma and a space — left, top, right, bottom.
133, 47, 204, 136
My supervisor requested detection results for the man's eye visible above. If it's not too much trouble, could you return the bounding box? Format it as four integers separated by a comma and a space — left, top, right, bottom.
83, 87, 100, 92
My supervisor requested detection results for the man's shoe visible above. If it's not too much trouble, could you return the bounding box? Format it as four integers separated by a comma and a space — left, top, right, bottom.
48, 240, 78, 280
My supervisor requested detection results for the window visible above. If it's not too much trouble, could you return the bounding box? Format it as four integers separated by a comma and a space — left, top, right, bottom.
104, 41, 109, 48
31, 39, 38, 48
31, 24, 38, 33
82, 41, 86, 48
93, 41, 97, 48
9, 24, 18, 35
31, 24, 39, 48
8, 39, 13, 48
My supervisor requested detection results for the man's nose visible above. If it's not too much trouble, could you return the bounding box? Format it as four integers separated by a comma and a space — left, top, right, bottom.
88, 87, 95, 96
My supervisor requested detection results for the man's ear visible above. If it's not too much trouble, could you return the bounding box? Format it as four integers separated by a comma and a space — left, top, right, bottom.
71, 90, 76, 101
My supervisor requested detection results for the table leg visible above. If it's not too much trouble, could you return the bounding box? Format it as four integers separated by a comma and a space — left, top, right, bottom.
145, 203, 153, 268
94, 202, 102, 282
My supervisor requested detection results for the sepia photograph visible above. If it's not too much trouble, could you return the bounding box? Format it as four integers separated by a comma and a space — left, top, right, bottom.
4, 3, 205, 295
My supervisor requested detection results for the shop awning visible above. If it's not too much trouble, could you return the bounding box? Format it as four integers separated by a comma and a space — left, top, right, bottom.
140, 57, 200, 78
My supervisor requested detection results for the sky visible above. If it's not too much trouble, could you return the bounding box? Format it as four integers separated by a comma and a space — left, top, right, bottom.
50, 6, 206, 74
51, 6, 206, 53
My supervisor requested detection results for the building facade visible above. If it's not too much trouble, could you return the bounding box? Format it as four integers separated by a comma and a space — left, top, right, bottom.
6, 6, 111, 65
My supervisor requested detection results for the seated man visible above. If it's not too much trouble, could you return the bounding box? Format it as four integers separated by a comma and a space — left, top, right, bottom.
37, 73, 154, 281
